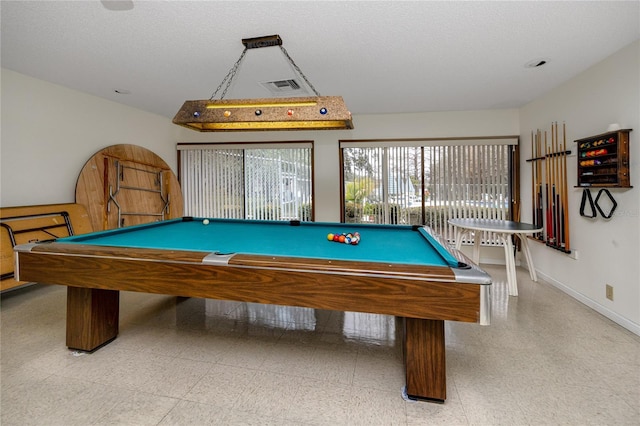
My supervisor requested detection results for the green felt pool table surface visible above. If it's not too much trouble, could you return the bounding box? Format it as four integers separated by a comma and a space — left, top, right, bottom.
59, 218, 461, 268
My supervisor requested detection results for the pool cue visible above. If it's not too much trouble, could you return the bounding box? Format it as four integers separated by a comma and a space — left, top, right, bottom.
555, 123, 561, 247
554, 122, 562, 248
537, 130, 543, 239
545, 131, 552, 244
531, 130, 540, 235
551, 124, 557, 246
558, 123, 565, 249
558, 122, 564, 249
562, 122, 570, 251
556, 122, 562, 248
531, 131, 539, 231
531, 131, 536, 228
556, 123, 567, 250
553, 123, 560, 247
557, 121, 565, 249
551, 122, 557, 247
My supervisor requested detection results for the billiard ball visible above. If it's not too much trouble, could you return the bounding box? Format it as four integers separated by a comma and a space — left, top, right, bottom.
202, 219, 209, 225
327, 233, 334, 241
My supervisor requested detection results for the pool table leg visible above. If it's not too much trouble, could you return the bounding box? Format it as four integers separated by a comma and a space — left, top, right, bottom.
66, 287, 119, 352
404, 317, 446, 402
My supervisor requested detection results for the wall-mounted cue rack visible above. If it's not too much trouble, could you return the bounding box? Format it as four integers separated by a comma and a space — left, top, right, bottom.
527, 122, 571, 253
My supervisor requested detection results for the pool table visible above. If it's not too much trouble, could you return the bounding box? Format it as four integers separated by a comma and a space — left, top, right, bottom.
14, 218, 491, 402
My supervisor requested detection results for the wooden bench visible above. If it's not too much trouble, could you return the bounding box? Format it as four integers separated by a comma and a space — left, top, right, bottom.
1, 203, 93, 291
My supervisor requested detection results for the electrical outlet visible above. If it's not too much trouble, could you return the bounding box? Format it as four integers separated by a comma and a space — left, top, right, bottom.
606, 284, 614, 301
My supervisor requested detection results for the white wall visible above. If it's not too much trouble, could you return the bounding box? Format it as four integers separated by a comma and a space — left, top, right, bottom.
0, 69, 181, 207
519, 40, 640, 334
1, 68, 519, 218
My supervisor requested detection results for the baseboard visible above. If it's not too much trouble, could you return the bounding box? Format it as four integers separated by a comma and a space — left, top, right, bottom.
536, 270, 640, 337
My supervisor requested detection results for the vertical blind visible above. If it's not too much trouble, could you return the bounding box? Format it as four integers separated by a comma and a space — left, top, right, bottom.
341, 138, 518, 245
178, 143, 313, 221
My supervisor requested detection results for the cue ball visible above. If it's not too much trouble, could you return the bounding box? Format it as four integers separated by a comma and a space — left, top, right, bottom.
202, 219, 209, 225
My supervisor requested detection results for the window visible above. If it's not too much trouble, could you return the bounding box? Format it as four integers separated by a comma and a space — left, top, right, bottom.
178, 143, 313, 221
341, 138, 519, 245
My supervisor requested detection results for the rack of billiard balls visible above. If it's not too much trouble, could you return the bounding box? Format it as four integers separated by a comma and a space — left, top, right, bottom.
327, 232, 360, 245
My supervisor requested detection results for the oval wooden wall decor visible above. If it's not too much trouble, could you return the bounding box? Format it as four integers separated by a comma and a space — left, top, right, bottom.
75, 144, 183, 231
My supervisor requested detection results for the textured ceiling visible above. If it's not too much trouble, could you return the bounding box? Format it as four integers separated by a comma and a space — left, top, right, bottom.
2, 1, 639, 119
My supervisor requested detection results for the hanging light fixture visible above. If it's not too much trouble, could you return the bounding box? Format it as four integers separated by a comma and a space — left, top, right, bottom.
173, 35, 353, 131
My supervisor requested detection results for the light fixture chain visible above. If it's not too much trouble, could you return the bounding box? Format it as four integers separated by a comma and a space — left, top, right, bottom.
279, 46, 321, 97
210, 48, 248, 100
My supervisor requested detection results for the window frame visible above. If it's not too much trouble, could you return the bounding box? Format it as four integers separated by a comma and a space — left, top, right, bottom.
177, 141, 315, 221
339, 136, 521, 244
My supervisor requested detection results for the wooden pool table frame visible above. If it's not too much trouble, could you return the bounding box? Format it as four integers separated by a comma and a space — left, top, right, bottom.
15, 228, 490, 403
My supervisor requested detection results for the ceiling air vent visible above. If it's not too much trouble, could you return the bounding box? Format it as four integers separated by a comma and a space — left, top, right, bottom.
260, 79, 309, 95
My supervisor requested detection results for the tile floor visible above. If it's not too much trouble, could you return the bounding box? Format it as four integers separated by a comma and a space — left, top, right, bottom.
1, 265, 639, 425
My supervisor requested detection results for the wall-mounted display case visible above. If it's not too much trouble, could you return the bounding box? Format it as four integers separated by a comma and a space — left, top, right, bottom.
575, 129, 632, 188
